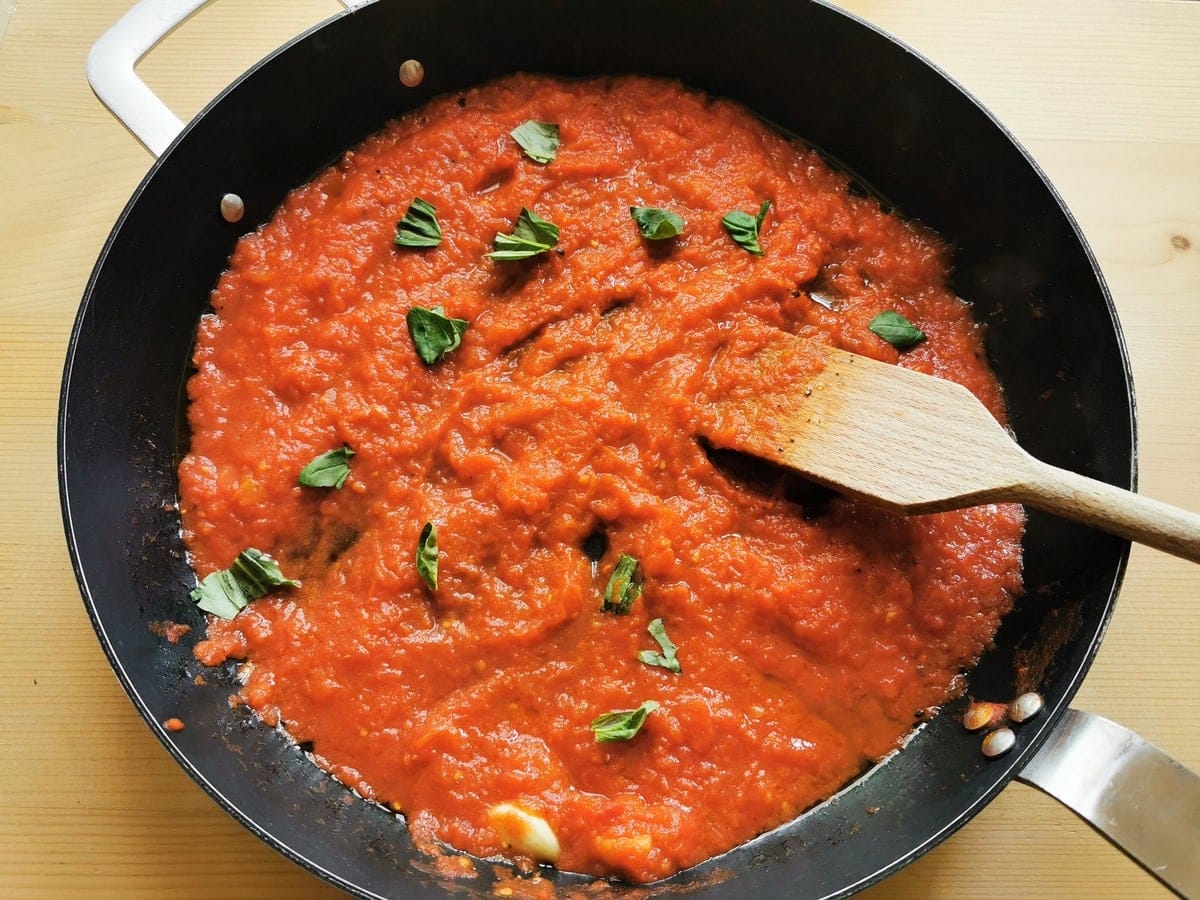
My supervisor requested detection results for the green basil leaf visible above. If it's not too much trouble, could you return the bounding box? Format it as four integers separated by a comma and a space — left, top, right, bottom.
721, 200, 771, 255
630, 206, 685, 240
394, 197, 443, 248
488, 207, 561, 261
868, 310, 927, 350
637, 617, 681, 673
407, 305, 469, 364
590, 700, 660, 743
602, 553, 642, 614
298, 445, 356, 489
416, 521, 438, 591
754, 200, 770, 229
190, 548, 299, 621
510, 120, 560, 164
191, 569, 249, 620
231, 548, 301, 595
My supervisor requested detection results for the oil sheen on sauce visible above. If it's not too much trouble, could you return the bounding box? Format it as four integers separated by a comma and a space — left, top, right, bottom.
179, 74, 1024, 883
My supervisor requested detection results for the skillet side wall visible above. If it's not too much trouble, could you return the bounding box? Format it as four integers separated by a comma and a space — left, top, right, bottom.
60, 1, 1132, 897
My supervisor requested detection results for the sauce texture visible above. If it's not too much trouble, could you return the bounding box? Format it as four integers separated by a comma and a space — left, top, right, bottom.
180, 75, 1023, 882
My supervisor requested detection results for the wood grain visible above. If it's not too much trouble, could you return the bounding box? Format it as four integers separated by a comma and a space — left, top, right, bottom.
704, 333, 1200, 560
1, 1, 1197, 898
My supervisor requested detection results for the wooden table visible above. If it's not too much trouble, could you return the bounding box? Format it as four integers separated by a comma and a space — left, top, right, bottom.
2, 1, 1197, 897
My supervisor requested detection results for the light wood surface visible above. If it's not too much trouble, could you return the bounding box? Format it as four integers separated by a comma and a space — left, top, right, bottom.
1, 1, 1197, 898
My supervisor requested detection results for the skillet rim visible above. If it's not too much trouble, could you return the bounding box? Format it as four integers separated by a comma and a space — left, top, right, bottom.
58, 1, 1137, 896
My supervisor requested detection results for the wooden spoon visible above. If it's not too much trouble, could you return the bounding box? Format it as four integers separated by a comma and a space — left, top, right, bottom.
697, 331, 1200, 563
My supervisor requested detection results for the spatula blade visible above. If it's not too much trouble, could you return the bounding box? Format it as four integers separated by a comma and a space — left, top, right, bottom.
698, 333, 1032, 514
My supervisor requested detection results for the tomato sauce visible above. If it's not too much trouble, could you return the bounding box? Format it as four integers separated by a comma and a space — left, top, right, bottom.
179, 75, 1023, 882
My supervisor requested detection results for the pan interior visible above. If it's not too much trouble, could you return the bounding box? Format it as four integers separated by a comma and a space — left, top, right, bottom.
59, 1, 1132, 897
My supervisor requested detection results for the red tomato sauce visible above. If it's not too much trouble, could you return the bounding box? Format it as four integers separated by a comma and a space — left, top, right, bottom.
179, 75, 1023, 883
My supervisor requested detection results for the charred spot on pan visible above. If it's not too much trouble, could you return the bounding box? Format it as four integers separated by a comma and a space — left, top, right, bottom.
1013, 599, 1083, 695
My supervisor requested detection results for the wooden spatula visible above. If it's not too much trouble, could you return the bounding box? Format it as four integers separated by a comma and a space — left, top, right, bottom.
697, 331, 1200, 563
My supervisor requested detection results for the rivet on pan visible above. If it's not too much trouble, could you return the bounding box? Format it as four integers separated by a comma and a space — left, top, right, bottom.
963, 700, 1007, 732
399, 59, 425, 88
1009, 692, 1044, 724
220, 193, 245, 223
982, 727, 1016, 758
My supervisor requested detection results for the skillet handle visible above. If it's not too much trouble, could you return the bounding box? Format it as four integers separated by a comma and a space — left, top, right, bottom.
86, 0, 377, 157
1016, 708, 1200, 897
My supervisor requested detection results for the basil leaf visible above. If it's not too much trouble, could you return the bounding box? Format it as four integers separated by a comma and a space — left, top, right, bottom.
488, 207, 561, 261
231, 548, 301, 595
630, 206, 685, 240
721, 200, 771, 255
298, 445, 355, 489
407, 305, 469, 364
637, 617, 681, 673
394, 197, 443, 248
602, 553, 642, 614
510, 120, 560, 164
416, 521, 438, 591
868, 310, 927, 350
191, 569, 249, 620
590, 700, 659, 743
190, 548, 299, 621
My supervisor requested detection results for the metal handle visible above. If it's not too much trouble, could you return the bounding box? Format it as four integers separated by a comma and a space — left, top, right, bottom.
86, 0, 376, 157
1017, 708, 1200, 897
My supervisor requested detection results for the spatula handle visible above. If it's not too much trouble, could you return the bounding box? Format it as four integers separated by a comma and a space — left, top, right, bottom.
1018, 460, 1200, 562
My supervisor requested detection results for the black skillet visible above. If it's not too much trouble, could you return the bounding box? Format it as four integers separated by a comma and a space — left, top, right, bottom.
60, 0, 1199, 896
